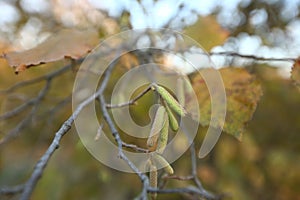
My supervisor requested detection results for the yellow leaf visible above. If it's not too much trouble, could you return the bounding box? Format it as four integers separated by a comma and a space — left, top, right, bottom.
184, 16, 229, 51
190, 68, 263, 140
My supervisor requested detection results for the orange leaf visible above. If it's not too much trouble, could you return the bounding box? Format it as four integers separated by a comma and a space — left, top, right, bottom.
2, 28, 99, 73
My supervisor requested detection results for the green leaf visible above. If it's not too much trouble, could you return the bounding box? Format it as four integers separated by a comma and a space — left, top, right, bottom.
190, 68, 263, 140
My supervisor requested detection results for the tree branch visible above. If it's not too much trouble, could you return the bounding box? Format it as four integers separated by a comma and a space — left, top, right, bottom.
190, 142, 218, 199
0, 80, 51, 145
148, 186, 220, 200
209, 51, 296, 63
2, 49, 295, 199
0, 61, 78, 95
17, 83, 104, 200
162, 175, 194, 181
121, 141, 149, 153
97, 58, 149, 200
106, 85, 152, 109
0, 185, 24, 195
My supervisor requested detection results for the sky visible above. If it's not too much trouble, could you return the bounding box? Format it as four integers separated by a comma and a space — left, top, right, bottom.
0, 0, 300, 76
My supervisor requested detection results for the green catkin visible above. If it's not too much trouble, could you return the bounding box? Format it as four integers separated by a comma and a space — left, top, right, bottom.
147, 106, 166, 148
176, 77, 185, 106
150, 165, 158, 200
152, 84, 187, 117
153, 153, 174, 174
164, 102, 179, 132
156, 115, 169, 154
144, 158, 152, 172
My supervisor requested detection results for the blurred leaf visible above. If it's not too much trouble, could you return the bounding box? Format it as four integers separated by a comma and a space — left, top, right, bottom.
184, 16, 229, 51
2, 29, 99, 73
191, 67, 263, 140
291, 58, 300, 90
119, 52, 139, 70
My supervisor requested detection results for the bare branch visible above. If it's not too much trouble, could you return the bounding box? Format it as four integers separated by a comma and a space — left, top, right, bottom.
148, 186, 220, 200
0, 80, 51, 145
0, 185, 24, 195
122, 141, 149, 153
0, 98, 35, 120
3, 48, 294, 200
18, 84, 103, 200
190, 142, 217, 199
97, 59, 149, 200
209, 51, 296, 63
0, 61, 78, 95
162, 175, 194, 181
0, 61, 78, 145
94, 123, 104, 141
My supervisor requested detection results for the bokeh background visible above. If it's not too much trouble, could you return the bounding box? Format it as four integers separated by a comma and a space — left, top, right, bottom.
0, 1, 300, 199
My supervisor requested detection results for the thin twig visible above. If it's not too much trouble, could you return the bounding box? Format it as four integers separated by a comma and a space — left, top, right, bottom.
0, 80, 51, 145
0, 61, 77, 94
190, 142, 203, 189
0, 98, 35, 120
157, 143, 219, 200
18, 85, 103, 200
106, 101, 137, 109
94, 123, 104, 141
2, 46, 294, 200
190, 142, 218, 199
209, 51, 296, 63
106, 85, 152, 109
148, 186, 218, 199
97, 59, 149, 200
0, 184, 24, 195
162, 175, 194, 181
122, 141, 149, 153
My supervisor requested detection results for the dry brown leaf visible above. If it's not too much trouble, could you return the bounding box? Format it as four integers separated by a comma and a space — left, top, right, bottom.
190, 68, 263, 140
3, 28, 99, 73
291, 58, 300, 90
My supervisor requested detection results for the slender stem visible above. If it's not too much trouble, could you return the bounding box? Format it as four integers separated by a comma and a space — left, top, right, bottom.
122, 142, 149, 153
162, 175, 194, 181
0, 80, 51, 145
106, 85, 152, 109
0, 185, 24, 195
0, 61, 78, 94
190, 142, 219, 199
19, 85, 103, 200
209, 51, 296, 62
97, 60, 149, 200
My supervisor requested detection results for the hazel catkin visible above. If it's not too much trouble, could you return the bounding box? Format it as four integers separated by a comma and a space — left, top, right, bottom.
153, 153, 174, 175
156, 115, 169, 154
147, 106, 166, 148
164, 102, 179, 132
152, 84, 187, 117
149, 164, 158, 200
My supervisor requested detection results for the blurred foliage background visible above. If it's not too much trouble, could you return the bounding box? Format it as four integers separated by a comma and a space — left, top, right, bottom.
0, 0, 300, 200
